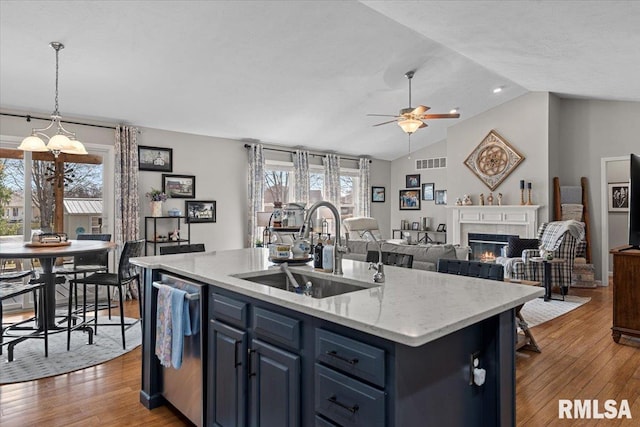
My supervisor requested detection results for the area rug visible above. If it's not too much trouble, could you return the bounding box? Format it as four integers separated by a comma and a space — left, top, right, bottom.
520, 295, 591, 328
0, 316, 141, 384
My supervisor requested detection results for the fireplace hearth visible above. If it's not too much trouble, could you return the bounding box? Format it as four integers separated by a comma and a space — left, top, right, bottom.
468, 233, 517, 262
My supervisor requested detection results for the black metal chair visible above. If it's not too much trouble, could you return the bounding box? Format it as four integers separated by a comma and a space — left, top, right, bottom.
1, 268, 48, 361
366, 251, 414, 268
68, 239, 144, 350
159, 243, 205, 255
436, 259, 504, 281
55, 233, 112, 316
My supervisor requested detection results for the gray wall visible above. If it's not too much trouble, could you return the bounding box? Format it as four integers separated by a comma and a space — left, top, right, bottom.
606, 159, 630, 272
557, 99, 640, 279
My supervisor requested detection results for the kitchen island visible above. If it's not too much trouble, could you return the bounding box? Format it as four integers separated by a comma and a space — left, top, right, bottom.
132, 248, 543, 427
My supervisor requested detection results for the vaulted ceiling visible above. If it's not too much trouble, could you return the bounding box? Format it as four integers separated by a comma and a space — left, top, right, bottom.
1, 1, 638, 160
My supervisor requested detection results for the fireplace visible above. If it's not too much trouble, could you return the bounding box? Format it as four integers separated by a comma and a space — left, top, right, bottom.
468, 233, 517, 262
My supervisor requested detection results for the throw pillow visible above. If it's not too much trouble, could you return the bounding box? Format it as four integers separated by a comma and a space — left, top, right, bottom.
506, 237, 539, 258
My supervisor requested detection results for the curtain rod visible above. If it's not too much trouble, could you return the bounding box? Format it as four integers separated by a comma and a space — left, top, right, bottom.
243, 144, 371, 163
1, 112, 117, 130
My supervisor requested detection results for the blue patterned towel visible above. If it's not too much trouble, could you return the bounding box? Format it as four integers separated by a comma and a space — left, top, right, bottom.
154, 284, 191, 369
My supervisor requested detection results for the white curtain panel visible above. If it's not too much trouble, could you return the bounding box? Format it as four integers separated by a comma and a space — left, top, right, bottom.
323, 154, 341, 207
247, 143, 265, 247
293, 150, 310, 205
114, 125, 140, 298
358, 157, 371, 217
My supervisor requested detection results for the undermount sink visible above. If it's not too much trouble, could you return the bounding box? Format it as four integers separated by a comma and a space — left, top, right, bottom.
234, 270, 373, 299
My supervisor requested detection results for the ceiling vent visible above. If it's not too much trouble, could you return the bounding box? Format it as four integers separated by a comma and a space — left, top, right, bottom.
416, 157, 447, 170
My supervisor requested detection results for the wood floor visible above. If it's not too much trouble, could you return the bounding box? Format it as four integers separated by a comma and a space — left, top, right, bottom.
1, 285, 638, 426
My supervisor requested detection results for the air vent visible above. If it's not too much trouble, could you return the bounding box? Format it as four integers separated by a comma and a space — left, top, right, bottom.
416, 157, 447, 170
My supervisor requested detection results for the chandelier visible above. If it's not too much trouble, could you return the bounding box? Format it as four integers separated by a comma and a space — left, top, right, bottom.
18, 42, 87, 157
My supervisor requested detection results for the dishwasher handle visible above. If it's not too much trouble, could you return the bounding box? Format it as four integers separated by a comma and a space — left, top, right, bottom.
152, 281, 200, 300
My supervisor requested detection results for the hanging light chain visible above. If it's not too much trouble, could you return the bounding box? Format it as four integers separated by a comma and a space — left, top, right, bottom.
50, 42, 64, 117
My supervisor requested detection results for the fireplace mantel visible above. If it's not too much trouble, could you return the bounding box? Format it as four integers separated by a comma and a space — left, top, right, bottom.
449, 205, 541, 246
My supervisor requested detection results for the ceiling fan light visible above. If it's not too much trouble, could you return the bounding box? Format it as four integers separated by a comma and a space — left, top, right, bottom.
398, 119, 422, 134
18, 135, 48, 152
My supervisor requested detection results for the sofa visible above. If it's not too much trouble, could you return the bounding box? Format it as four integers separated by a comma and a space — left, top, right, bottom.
344, 240, 469, 271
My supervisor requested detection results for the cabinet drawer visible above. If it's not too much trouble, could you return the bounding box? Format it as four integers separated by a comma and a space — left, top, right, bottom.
316, 329, 385, 387
253, 307, 301, 349
315, 415, 339, 426
315, 364, 385, 427
211, 293, 247, 328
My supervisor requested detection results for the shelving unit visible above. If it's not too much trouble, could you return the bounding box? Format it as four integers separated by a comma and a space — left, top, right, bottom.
265, 226, 300, 244
392, 229, 447, 244
144, 216, 191, 255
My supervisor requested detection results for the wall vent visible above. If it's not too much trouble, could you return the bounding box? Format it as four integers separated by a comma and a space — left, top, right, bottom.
416, 157, 447, 170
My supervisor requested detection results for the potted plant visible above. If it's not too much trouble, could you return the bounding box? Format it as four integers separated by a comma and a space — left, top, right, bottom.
146, 188, 168, 217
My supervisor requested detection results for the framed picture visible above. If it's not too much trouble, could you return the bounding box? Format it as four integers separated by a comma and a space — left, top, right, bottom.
138, 146, 173, 172
372, 186, 385, 203
411, 222, 420, 230
185, 200, 216, 223
406, 174, 421, 188
435, 189, 447, 205
162, 174, 196, 198
421, 183, 434, 201
437, 223, 447, 232
399, 189, 421, 210
608, 182, 629, 212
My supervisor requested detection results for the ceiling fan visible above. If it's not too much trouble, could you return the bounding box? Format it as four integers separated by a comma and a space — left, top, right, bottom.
368, 70, 460, 134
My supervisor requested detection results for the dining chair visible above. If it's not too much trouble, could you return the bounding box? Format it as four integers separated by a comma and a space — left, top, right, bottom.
1, 267, 49, 361
159, 243, 205, 255
67, 239, 144, 350
55, 233, 112, 317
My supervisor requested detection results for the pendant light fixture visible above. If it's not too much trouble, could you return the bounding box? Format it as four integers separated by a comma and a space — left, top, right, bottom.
18, 42, 87, 157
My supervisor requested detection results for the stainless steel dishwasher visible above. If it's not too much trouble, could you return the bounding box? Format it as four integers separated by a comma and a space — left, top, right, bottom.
153, 273, 206, 427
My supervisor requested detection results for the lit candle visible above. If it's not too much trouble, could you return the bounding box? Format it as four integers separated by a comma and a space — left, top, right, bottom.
520, 180, 525, 189
527, 182, 532, 189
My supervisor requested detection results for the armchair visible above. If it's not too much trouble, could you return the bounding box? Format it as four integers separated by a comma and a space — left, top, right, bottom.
499, 221, 585, 293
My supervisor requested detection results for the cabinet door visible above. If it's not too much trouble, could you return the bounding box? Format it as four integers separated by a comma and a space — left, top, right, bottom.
250, 339, 300, 427
209, 320, 248, 427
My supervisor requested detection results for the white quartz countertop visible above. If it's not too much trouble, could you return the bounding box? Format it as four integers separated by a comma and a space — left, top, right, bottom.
132, 248, 544, 347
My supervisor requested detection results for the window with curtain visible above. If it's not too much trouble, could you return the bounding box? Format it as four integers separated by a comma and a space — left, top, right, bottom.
263, 160, 294, 212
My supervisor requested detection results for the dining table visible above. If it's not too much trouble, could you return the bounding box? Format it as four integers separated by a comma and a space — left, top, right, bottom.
0, 239, 117, 354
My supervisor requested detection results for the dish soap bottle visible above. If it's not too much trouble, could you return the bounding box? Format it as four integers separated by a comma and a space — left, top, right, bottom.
322, 238, 334, 272
313, 235, 324, 269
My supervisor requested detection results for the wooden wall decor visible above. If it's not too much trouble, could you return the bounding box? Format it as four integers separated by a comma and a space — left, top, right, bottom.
464, 130, 524, 191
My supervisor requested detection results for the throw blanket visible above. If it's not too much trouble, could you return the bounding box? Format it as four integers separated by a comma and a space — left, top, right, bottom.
561, 204, 584, 221
539, 220, 585, 251
155, 284, 192, 369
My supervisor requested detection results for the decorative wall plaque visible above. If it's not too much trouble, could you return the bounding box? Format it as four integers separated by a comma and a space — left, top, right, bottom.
464, 130, 524, 191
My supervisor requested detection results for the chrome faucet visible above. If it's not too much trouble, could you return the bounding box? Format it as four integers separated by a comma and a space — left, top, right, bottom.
363, 230, 385, 283
300, 201, 347, 275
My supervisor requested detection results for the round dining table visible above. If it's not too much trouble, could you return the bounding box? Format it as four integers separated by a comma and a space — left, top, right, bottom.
0, 239, 117, 332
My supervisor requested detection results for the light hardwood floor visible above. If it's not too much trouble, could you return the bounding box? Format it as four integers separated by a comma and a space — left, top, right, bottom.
1, 285, 638, 426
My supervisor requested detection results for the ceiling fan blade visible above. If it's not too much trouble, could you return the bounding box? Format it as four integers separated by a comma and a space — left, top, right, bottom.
419, 121, 428, 128
421, 113, 461, 119
372, 119, 399, 127
367, 114, 401, 117
411, 105, 430, 116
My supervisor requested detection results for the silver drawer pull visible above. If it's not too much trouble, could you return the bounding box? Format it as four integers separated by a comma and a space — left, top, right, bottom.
326, 350, 359, 365
327, 395, 359, 414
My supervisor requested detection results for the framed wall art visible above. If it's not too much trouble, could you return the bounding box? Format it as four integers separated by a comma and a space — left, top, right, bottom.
372, 186, 385, 203
406, 174, 421, 188
138, 146, 173, 172
185, 200, 216, 223
162, 174, 196, 198
464, 130, 524, 191
399, 189, 421, 210
421, 183, 434, 201
608, 182, 629, 212
435, 189, 447, 205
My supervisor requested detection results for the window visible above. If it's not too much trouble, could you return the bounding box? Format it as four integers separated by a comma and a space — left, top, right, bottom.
263, 161, 294, 212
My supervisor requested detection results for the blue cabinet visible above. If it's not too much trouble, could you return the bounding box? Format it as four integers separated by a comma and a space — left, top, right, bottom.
208, 320, 247, 427
250, 339, 300, 427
